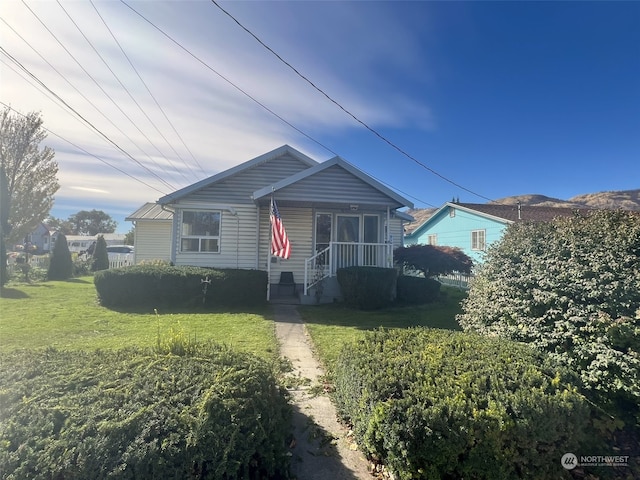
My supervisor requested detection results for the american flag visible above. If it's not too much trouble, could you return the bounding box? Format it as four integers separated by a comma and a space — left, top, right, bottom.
270, 197, 291, 259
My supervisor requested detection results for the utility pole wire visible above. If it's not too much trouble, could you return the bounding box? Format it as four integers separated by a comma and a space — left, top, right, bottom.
211, 0, 494, 203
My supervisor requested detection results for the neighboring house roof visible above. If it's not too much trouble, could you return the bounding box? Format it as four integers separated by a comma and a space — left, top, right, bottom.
404, 208, 437, 234
126, 202, 174, 221
157, 145, 318, 205
406, 201, 588, 240
252, 156, 414, 209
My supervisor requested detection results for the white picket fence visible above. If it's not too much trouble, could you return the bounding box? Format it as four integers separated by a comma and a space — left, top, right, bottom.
6, 254, 133, 275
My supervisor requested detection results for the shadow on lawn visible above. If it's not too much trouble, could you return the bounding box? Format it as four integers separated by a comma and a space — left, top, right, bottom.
297, 293, 466, 332
0, 287, 30, 299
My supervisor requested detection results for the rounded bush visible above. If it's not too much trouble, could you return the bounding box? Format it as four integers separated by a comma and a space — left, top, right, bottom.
94, 264, 267, 310
334, 328, 601, 480
396, 275, 441, 304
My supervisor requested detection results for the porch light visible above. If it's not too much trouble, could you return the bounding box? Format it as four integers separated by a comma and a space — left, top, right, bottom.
350, 204, 359, 211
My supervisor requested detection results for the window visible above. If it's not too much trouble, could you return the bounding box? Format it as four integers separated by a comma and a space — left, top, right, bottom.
427, 234, 437, 246
449, 207, 456, 217
471, 229, 486, 251
181, 210, 220, 253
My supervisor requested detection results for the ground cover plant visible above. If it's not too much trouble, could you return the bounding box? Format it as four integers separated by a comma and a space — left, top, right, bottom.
0, 345, 291, 479
334, 328, 602, 480
0, 276, 277, 358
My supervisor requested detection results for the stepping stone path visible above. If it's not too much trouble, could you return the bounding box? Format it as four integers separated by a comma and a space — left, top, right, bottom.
273, 304, 371, 480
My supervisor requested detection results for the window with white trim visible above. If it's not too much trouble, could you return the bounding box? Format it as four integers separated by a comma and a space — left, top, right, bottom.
180, 210, 221, 253
471, 229, 486, 251
427, 234, 437, 246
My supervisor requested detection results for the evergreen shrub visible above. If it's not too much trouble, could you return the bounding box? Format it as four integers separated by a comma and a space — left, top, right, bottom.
0, 345, 290, 479
94, 264, 267, 309
334, 328, 601, 480
457, 210, 640, 422
396, 275, 441, 304
47, 233, 73, 280
336, 266, 397, 310
91, 235, 109, 272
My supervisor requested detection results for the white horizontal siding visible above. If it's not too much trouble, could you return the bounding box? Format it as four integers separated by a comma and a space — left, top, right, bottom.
173, 205, 260, 269
134, 220, 172, 263
258, 206, 313, 288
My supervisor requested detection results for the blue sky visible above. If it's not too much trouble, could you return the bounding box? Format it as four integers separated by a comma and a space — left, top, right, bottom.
2, 1, 638, 233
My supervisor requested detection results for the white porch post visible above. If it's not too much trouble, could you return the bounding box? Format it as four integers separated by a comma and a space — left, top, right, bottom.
386, 207, 391, 267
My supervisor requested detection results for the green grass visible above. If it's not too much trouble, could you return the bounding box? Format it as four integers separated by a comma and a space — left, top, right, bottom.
0, 277, 278, 360
299, 286, 467, 372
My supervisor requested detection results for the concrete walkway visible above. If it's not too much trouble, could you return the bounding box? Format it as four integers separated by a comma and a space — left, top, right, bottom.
272, 304, 371, 480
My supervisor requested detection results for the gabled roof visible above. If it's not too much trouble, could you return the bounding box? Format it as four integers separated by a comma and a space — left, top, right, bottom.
126, 202, 174, 221
406, 201, 588, 238
157, 145, 318, 205
252, 156, 414, 208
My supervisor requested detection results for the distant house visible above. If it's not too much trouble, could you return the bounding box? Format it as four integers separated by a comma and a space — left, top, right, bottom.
66, 233, 126, 254
404, 202, 586, 264
130, 145, 414, 303
25, 223, 57, 254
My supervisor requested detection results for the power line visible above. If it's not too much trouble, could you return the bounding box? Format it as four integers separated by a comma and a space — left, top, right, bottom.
0, 46, 176, 192
120, 1, 435, 207
120, 0, 340, 159
0, 101, 170, 196
90, 0, 207, 178
210, 0, 495, 204
56, 0, 197, 184
19, 0, 178, 190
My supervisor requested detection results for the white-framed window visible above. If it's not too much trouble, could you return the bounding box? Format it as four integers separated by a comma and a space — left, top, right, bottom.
449, 207, 456, 217
180, 210, 221, 253
427, 234, 437, 246
471, 229, 486, 251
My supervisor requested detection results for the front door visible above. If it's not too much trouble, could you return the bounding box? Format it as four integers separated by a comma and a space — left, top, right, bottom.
336, 215, 360, 269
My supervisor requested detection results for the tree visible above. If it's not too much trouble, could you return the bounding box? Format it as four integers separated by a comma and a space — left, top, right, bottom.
68, 210, 117, 236
91, 235, 109, 272
0, 165, 11, 287
394, 244, 473, 278
45, 216, 74, 236
457, 210, 640, 420
124, 227, 134, 246
0, 107, 59, 246
48, 233, 73, 280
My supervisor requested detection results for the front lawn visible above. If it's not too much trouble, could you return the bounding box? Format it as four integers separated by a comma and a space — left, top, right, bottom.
0, 277, 278, 360
300, 286, 466, 371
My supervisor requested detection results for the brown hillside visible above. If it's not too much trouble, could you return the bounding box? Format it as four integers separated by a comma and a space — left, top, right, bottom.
491, 189, 640, 211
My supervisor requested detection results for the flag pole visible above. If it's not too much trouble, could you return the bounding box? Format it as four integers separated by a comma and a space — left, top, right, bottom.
267, 195, 272, 301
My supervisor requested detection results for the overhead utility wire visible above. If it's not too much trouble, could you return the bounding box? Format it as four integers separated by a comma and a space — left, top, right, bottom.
90, 0, 206, 178
0, 101, 169, 196
56, 0, 196, 184
20, 0, 177, 191
120, 0, 339, 158
0, 15, 175, 189
0, 46, 176, 193
211, 0, 494, 204
120, 1, 434, 207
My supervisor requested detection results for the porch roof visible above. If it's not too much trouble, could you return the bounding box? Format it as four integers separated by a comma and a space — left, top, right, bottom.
252, 156, 414, 210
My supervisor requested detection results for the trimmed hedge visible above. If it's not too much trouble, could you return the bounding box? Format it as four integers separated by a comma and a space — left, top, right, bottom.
334, 328, 601, 480
94, 264, 267, 309
336, 266, 397, 310
0, 345, 290, 479
396, 275, 441, 304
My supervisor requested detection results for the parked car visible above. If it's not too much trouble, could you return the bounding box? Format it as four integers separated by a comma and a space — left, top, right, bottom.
106, 245, 134, 260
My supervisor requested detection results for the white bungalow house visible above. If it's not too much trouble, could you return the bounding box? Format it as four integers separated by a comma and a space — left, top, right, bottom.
130, 145, 414, 303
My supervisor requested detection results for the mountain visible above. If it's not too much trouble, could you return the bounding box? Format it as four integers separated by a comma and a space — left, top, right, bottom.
491, 189, 640, 211
404, 189, 640, 232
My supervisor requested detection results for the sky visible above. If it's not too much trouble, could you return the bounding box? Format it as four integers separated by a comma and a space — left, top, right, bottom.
1, 0, 639, 233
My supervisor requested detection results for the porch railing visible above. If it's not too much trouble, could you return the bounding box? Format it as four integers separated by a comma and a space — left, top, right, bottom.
304, 242, 393, 295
